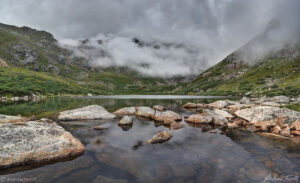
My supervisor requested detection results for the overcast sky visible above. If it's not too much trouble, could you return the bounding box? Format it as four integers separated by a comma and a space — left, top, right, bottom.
0, 0, 298, 77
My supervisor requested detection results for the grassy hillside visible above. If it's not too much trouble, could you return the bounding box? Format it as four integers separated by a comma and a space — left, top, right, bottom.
177, 50, 300, 97
0, 23, 180, 96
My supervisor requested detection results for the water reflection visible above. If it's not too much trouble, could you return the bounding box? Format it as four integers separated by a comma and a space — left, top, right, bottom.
0, 96, 299, 183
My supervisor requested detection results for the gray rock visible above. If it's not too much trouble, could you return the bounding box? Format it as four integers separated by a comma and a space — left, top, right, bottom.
235, 106, 300, 124
0, 120, 85, 169
204, 109, 228, 125
113, 107, 136, 115
261, 102, 280, 107
227, 104, 254, 112
153, 105, 165, 111
0, 114, 25, 123
182, 102, 206, 108
185, 114, 213, 124
154, 110, 182, 123
240, 97, 251, 104
135, 107, 155, 119
0, 58, 8, 67
57, 105, 116, 121
212, 109, 233, 119
118, 116, 133, 125
13, 45, 38, 65
270, 96, 290, 103
207, 100, 229, 109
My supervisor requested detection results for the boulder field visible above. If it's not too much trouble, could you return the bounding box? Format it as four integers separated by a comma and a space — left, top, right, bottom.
1, 96, 299, 171
183, 96, 300, 139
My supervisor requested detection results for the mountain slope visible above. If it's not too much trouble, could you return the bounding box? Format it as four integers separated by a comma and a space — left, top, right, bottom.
178, 44, 300, 97
0, 23, 179, 96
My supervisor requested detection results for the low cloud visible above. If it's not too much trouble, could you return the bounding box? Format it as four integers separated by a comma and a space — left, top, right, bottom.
0, 0, 299, 76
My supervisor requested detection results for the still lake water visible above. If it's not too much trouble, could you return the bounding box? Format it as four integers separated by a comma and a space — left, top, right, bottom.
0, 96, 299, 183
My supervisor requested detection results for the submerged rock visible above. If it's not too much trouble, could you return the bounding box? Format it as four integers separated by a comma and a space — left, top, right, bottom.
170, 122, 185, 130
235, 106, 300, 124
93, 175, 128, 183
0, 119, 85, 169
147, 131, 173, 144
154, 110, 182, 124
153, 105, 165, 111
57, 105, 116, 121
118, 115, 133, 125
185, 114, 213, 124
135, 107, 155, 119
113, 107, 136, 115
93, 125, 108, 131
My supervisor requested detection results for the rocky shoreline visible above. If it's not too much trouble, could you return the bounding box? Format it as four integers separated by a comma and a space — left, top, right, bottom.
0, 95, 299, 171
0, 94, 45, 103
183, 96, 300, 139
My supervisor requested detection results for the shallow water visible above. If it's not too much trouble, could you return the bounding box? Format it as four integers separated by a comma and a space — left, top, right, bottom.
0, 96, 299, 183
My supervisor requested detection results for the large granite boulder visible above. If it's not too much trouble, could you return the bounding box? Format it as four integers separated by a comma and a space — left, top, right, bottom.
113, 107, 136, 115
0, 119, 85, 169
57, 105, 116, 121
235, 106, 300, 124
135, 107, 155, 119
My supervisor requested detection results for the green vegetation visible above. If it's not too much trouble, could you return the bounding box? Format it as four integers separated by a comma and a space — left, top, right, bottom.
0, 23, 299, 97
177, 52, 300, 97
0, 67, 97, 96
0, 23, 180, 96
284, 103, 300, 112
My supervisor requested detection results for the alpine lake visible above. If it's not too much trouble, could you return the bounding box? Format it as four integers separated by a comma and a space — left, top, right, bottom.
0, 96, 299, 183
